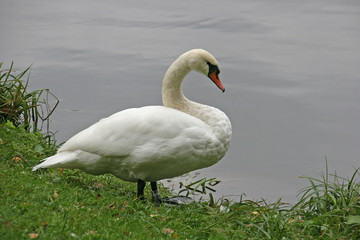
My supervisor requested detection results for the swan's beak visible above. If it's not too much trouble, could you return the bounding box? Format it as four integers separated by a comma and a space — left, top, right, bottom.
209, 72, 225, 92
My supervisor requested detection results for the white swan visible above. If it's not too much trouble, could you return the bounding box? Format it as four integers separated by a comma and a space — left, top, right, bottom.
33, 49, 232, 203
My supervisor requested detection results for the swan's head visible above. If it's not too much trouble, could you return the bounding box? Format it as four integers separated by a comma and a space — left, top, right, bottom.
187, 49, 225, 92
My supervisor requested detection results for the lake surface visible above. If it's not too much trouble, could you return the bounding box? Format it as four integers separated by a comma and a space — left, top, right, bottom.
1, 0, 360, 202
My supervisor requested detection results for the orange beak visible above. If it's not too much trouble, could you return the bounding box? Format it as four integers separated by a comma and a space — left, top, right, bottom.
209, 72, 225, 92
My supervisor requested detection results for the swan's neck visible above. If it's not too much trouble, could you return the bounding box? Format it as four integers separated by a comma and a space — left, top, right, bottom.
162, 55, 191, 110
161, 54, 229, 127
162, 52, 232, 151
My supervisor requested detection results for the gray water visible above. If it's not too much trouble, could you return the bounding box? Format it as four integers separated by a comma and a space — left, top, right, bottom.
1, 0, 360, 202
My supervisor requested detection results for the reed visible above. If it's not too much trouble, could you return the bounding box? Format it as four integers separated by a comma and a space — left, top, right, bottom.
297, 160, 360, 214
290, 159, 360, 238
0, 62, 59, 141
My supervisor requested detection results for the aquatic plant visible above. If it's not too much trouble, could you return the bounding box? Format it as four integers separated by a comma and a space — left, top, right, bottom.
0, 62, 59, 137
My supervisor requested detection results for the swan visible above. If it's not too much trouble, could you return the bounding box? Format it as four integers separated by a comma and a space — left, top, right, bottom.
33, 49, 232, 204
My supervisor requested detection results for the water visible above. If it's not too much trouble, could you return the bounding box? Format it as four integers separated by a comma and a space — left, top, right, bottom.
1, 0, 360, 202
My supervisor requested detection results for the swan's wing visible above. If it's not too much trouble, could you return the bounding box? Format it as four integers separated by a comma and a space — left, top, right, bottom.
58, 106, 215, 157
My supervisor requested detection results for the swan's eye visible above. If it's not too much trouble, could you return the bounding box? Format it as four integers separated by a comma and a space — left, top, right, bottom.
207, 62, 220, 79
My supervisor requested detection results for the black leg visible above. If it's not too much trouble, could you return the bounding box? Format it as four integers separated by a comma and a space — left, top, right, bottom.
150, 181, 158, 192
137, 179, 146, 200
138, 180, 191, 205
151, 181, 162, 204
151, 181, 192, 205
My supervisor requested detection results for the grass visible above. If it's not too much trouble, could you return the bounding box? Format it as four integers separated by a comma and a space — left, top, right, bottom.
1, 64, 360, 239
1, 122, 360, 239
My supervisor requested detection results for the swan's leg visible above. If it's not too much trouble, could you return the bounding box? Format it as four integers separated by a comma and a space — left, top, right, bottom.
150, 181, 192, 205
137, 179, 146, 200
150, 181, 162, 204
138, 180, 192, 205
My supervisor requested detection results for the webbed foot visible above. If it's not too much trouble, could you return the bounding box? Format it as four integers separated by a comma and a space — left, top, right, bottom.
151, 181, 192, 205
137, 180, 193, 205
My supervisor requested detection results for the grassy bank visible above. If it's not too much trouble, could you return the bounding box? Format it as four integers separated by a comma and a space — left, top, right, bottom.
1, 63, 360, 239
1, 122, 360, 239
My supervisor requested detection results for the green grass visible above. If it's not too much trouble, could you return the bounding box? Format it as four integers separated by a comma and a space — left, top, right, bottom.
1, 122, 360, 239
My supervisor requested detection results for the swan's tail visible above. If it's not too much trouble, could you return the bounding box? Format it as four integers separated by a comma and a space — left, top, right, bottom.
32, 151, 78, 171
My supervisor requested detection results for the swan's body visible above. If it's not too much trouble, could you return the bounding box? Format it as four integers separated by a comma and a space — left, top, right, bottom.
33, 49, 232, 203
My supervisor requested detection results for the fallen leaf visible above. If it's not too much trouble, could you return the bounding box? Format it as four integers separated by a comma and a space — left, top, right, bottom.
320, 227, 327, 237
42, 222, 48, 230
5, 222, 12, 229
94, 182, 105, 189
12, 156, 22, 163
108, 202, 116, 210
54, 191, 59, 198
173, 233, 179, 239
162, 228, 174, 234
29, 233, 39, 239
